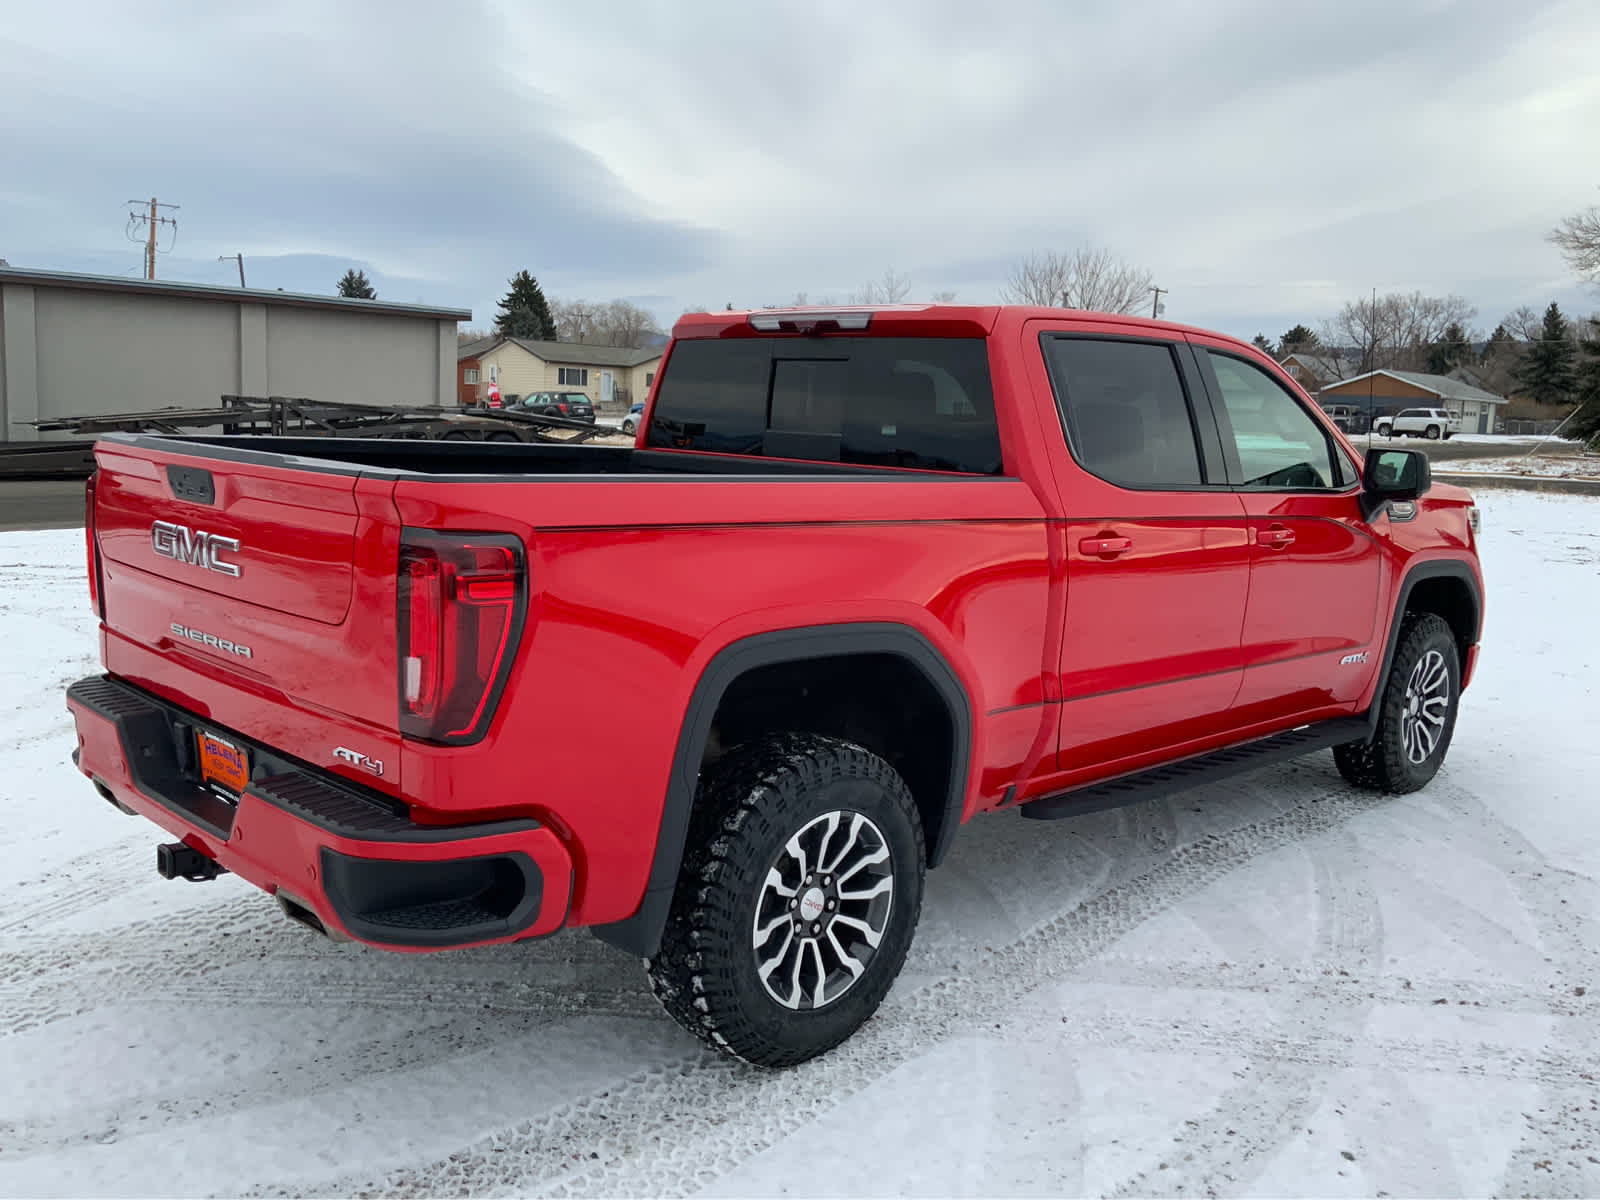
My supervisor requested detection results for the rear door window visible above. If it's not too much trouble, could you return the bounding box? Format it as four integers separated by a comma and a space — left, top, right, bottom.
1040, 336, 1206, 488
647, 338, 1003, 473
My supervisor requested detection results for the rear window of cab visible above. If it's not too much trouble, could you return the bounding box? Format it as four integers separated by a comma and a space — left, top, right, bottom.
647, 337, 1003, 474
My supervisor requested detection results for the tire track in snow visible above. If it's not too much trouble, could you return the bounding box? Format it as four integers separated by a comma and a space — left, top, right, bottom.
1105, 821, 1386, 1198
0, 895, 627, 1037
0, 991, 657, 1161
0, 838, 151, 937
1021, 1006, 1600, 1088
1079, 956, 1591, 1020
1432, 780, 1600, 1200
285, 782, 1403, 1199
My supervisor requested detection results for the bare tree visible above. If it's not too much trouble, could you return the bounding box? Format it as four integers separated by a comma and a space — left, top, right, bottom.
1502, 304, 1543, 342
1550, 203, 1600, 285
1321, 291, 1478, 373
1000, 247, 1154, 314
551, 298, 661, 347
550, 297, 600, 343
457, 327, 494, 345
594, 299, 661, 349
930, 289, 957, 303
849, 267, 913, 305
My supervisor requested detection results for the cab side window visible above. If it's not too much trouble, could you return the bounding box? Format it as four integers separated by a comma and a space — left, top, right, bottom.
1042, 337, 1205, 489
1206, 352, 1340, 489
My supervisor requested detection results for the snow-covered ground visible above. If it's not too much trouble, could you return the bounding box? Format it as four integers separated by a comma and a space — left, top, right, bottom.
1349, 433, 1566, 447
1, 493, 1597, 1198
1436, 455, 1600, 479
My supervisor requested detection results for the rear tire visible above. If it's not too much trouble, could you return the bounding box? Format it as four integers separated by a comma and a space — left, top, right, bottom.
647, 733, 925, 1067
1334, 613, 1460, 793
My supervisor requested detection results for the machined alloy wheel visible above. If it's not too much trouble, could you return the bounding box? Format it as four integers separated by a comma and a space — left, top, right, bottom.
752, 810, 894, 1011
647, 732, 925, 1067
1426, 424, 1442, 439
1401, 648, 1450, 763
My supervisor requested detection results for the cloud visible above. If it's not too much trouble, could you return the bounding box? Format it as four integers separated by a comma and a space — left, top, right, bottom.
1, 0, 1596, 336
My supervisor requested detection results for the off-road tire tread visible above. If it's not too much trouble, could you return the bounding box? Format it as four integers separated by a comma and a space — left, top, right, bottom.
646, 732, 924, 1068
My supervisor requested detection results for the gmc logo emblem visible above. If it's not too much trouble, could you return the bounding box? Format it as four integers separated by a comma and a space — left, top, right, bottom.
152, 520, 241, 577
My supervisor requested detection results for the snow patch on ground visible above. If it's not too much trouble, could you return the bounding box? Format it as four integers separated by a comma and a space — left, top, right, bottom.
0, 494, 1597, 1196
1437, 454, 1600, 479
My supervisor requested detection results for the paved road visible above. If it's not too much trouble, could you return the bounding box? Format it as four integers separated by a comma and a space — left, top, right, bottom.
0, 480, 85, 532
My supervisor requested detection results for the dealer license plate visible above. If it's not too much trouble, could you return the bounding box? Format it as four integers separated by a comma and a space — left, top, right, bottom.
196, 730, 249, 796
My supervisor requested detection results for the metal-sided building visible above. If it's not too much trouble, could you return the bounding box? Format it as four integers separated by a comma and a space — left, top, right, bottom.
0, 267, 468, 443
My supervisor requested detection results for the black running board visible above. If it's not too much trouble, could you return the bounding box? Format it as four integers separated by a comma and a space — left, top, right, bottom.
1018, 717, 1370, 821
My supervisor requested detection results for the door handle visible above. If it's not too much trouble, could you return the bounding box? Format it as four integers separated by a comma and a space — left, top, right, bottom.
1079, 535, 1133, 557
1256, 524, 1295, 549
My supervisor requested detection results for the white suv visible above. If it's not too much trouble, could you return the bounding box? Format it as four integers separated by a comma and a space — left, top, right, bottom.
1373, 407, 1460, 440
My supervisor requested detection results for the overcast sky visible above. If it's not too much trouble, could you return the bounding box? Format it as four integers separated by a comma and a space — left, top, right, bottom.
2, 0, 1596, 340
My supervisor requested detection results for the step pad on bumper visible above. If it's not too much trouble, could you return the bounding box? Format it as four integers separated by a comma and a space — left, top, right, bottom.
66, 675, 535, 843
66, 675, 570, 949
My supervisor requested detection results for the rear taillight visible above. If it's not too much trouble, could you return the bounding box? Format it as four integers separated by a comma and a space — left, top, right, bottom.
397, 529, 527, 745
85, 473, 104, 618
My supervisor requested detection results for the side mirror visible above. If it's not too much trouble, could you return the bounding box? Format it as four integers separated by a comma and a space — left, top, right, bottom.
1361, 447, 1431, 519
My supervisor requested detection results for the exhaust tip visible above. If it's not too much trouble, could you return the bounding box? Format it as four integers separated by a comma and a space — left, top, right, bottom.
92, 779, 135, 815
277, 891, 348, 941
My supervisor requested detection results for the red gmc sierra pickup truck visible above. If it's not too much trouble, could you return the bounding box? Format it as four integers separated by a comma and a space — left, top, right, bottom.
67, 304, 1484, 1066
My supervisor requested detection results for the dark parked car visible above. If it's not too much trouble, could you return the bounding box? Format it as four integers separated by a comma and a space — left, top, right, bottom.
516, 390, 595, 422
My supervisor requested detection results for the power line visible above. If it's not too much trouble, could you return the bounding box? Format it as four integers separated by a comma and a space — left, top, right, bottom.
125, 197, 179, 280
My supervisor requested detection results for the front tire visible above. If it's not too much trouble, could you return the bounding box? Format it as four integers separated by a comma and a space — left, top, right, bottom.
647, 733, 925, 1067
1426, 424, 1442, 440
1334, 613, 1460, 793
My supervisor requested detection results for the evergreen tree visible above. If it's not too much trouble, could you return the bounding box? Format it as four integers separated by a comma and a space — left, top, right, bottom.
1515, 302, 1577, 405
336, 268, 376, 299
1251, 333, 1276, 355
1279, 324, 1319, 354
1568, 318, 1600, 448
1480, 323, 1511, 364
494, 270, 557, 340
1426, 321, 1473, 374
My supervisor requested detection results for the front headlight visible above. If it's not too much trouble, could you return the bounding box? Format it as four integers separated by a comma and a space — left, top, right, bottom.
1467, 505, 1481, 534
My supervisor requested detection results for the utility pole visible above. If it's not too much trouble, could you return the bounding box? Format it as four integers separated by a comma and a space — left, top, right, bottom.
218, 253, 246, 287
1149, 286, 1167, 319
1366, 286, 1378, 435
125, 198, 178, 279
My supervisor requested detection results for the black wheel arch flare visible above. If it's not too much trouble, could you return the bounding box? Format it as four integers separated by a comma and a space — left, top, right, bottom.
1364, 558, 1482, 740
592, 622, 974, 958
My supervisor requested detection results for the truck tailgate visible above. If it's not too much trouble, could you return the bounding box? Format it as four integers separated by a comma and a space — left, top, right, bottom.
91, 440, 403, 794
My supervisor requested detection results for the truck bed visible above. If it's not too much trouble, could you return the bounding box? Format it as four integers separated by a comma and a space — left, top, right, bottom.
121, 434, 956, 479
